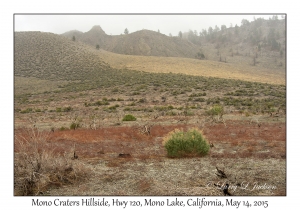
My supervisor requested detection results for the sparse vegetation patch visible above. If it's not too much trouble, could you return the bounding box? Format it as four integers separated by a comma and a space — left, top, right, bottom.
14, 128, 90, 195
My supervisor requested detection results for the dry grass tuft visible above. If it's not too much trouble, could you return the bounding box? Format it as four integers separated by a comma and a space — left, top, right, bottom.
14, 128, 92, 195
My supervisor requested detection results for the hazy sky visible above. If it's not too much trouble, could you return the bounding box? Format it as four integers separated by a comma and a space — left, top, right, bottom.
14, 14, 281, 36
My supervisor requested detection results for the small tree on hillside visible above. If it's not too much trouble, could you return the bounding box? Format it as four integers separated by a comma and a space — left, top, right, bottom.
72, 36, 75, 41
208, 27, 213, 35
241, 19, 250, 26
124, 28, 129, 35
214, 25, 220, 33
221, 25, 227, 31
196, 52, 205, 59
200, 29, 207, 37
234, 24, 239, 35
178, 31, 182, 38
96, 44, 100, 50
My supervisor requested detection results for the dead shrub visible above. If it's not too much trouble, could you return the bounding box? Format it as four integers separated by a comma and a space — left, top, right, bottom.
14, 128, 91, 196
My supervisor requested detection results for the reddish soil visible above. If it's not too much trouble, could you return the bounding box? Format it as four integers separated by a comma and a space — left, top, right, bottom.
15, 120, 286, 160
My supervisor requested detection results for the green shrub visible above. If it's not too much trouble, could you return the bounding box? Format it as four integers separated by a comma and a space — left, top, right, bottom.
168, 105, 174, 109
60, 126, 68, 131
132, 91, 140, 95
123, 107, 131, 111
166, 111, 177, 116
138, 98, 147, 103
104, 104, 119, 112
122, 114, 137, 121
70, 122, 80, 130
94, 100, 110, 106
177, 106, 184, 110
128, 102, 136, 106
194, 97, 205, 102
206, 104, 224, 117
20, 108, 33, 114
56, 106, 72, 112
144, 108, 154, 112
163, 128, 210, 158
183, 109, 194, 116
189, 92, 206, 97
154, 105, 173, 111
112, 88, 119, 93
63, 106, 72, 112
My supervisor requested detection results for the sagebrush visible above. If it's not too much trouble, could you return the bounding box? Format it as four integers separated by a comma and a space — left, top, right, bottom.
163, 128, 210, 158
122, 114, 137, 121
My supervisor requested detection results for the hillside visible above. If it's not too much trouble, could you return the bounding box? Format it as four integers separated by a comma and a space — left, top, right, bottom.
194, 17, 286, 71
61, 17, 285, 73
14, 31, 285, 86
61, 26, 201, 58
14, 31, 111, 81
98, 50, 285, 85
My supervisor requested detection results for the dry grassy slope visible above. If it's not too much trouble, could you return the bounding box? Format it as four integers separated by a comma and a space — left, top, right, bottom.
97, 49, 285, 85
107, 30, 200, 58
62, 26, 201, 58
15, 31, 285, 86
14, 31, 111, 81
73, 25, 108, 47
61, 19, 286, 75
